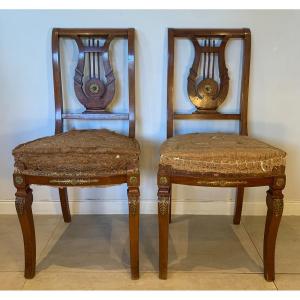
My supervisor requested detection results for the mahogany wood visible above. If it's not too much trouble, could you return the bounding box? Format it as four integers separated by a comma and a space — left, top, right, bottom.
158, 28, 285, 282
15, 28, 139, 280
233, 187, 244, 225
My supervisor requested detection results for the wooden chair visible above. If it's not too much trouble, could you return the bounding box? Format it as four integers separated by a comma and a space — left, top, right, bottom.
12, 28, 140, 280
157, 28, 286, 281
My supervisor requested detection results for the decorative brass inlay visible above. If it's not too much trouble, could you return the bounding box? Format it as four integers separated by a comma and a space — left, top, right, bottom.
89, 83, 100, 94
275, 177, 285, 189
158, 196, 169, 216
197, 180, 247, 187
14, 176, 24, 185
159, 176, 168, 185
129, 176, 137, 185
128, 197, 139, 216
272, 198, 284, 217
15, 197, 26, 216
49, 178, 98, 185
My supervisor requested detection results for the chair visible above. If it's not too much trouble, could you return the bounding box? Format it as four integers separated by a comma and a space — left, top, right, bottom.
12, 28, 140, 279
157, 28, 286, 281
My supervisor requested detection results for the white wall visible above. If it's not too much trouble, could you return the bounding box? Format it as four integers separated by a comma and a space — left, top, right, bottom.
1, 10, 300, 215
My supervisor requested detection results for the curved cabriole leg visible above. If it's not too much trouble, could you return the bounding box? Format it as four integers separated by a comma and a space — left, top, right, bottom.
127, 174, 140, 279
158, 167, 171, 279
233, 187, 244, 225
59, 188, 71, 223
263, 176, 285, 281
14, 175, 36, 279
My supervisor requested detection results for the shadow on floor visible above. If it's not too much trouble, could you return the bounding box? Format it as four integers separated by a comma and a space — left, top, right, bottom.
37, 215, 262, 274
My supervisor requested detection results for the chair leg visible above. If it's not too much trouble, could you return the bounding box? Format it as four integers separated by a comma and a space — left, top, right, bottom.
127, 183, 140, 280
263, 177, 285, 281
169, 184, 172, 224
233, 187, 244, 225
15, 181, 36, 279
158, 186, 170, 279
59, 187, 71, 223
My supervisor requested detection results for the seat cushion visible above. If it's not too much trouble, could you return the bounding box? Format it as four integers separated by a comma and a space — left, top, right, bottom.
160, 133, 286, 176
13, 129, 140, 177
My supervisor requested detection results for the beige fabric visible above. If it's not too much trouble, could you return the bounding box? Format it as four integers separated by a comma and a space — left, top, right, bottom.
160, 133, 286, 176
13, 129, 140, 177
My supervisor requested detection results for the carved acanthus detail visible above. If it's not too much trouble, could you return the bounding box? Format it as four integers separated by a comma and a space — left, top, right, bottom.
15, 197, 26, 216
158, 196, 169, 216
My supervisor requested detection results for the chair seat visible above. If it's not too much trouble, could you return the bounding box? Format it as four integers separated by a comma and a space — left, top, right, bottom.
160, 133, 286, 177
13, 129, 140, 177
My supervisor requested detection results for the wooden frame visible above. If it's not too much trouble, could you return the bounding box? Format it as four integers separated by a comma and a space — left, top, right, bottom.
14, 28, 140, 280
158, 28, 285, 281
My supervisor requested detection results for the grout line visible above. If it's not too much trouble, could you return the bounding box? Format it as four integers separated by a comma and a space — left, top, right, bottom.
36, 216, 63, 262
273, 280, 279, 290
241, 219, 264, 264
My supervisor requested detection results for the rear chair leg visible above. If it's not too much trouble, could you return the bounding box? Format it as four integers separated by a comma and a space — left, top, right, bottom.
233, 187, 244, 225
127, 174, 140, 280
59, 187, 71, 223
14, 175, 36, 279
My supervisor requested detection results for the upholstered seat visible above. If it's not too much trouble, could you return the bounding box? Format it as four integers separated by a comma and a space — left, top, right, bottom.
13, 129, 140, 177
160, 133, 286, 176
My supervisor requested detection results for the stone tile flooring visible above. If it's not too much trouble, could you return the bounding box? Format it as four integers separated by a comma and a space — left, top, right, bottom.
0, 214, 299, 290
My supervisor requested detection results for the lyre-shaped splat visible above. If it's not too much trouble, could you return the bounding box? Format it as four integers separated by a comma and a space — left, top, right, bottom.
73, 35, 115, 112
187, 37, 229, 112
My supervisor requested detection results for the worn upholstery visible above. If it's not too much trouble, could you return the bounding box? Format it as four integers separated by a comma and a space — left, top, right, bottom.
160, 133, 286, 176
13, 129, 140, 177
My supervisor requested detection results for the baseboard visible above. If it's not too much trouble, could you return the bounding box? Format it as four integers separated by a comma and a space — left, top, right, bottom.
1, 199, 300, 215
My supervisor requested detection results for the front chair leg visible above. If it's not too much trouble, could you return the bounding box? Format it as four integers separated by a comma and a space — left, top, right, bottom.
233, 187, 244, 225
14, 175, 36, 279
158, 170, 171, 280
127, 174, 140, 280
263, 177, 285, 281
59, 187, 71, 223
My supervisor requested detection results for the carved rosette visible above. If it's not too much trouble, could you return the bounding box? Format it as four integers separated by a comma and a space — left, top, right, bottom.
15, 197, 26, 216
158, 196, 169, 216
187, 37, 229, 112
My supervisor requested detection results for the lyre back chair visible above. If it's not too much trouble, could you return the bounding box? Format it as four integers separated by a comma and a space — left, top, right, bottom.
12, 28, 140, 279
158, 28, 286, 281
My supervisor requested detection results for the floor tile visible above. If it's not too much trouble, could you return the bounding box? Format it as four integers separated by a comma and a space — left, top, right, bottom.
0, 272, 25, 290
168, 215, 263, 273
243, 216, 300, 273
0, 215, 60, 271
23, 271, 276, 290
36, 215, 262, 274
275, 274, 300, 290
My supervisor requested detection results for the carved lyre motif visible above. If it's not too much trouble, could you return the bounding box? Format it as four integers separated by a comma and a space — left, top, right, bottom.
73, 35, 115, 112
188, 37, 229, 112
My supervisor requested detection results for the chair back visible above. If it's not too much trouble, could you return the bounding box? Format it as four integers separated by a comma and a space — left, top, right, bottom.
52, 28, 136, 137
167, 28, 251, 138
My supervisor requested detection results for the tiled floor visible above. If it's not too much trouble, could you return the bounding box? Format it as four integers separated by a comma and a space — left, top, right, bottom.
0, 214, 299, 290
